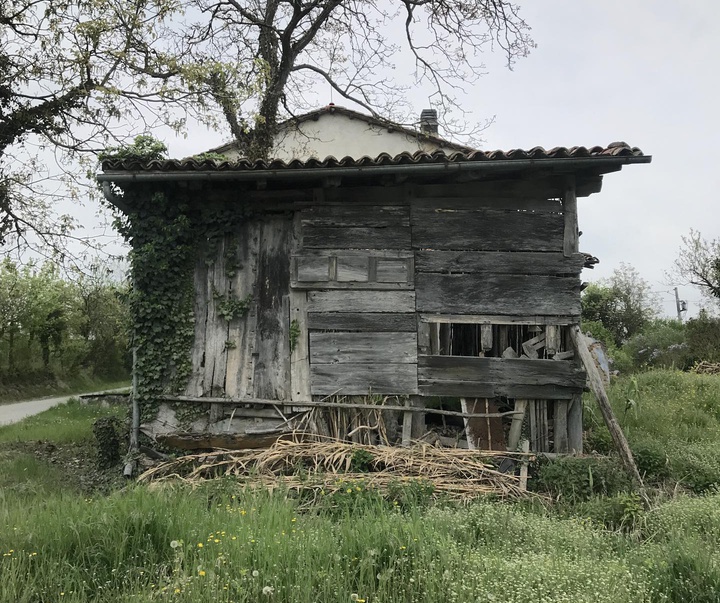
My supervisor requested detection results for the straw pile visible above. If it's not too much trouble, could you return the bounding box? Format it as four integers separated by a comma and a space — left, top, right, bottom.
137, 439, 534, 501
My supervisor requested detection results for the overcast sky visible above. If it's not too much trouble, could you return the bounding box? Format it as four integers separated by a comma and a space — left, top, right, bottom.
99, 1, 719, 318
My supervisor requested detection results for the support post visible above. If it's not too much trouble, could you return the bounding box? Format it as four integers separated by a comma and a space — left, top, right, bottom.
570, 326, 644, 489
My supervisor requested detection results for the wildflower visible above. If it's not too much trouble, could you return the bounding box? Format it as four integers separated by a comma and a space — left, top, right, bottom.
262, 585, 274, 596
170, 540, 180, 549
174, 588, 181, 594
350, 595, 365, 603
252, 570, 260, 577
197, 542, 204, 548
347, 488, 353, 494
198, 570, 206, 577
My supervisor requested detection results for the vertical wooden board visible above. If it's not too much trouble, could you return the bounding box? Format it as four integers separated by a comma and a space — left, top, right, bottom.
563, 178, 579, 257
555, 399, 569, 453
203, 239, 229, 396
507, 399, 528, 451
417, 322, 431, 355
252, 216, 293, 400
184, 258, 209, 397
290, 290, 311, 403
225, 223, 261, 399
471, 398, 505, 451
336, 256, 369, 282
568, 394, 583, 454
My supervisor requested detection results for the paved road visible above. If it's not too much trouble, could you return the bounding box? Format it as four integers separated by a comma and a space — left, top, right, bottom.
0, 389, 129, 427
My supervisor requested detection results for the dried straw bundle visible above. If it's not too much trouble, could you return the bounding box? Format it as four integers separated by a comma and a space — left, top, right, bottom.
138, 439, 534, 501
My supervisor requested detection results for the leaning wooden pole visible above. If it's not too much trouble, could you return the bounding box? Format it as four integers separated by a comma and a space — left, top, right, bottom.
570, 326, 645, 491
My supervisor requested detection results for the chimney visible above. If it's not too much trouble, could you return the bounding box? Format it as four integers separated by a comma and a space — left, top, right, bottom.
419, 109, 438, 135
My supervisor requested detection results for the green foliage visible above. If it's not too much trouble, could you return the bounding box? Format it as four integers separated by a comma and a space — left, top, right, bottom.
115, 192, 197, 421
686, 310, 720, 363
571, 492, 645, 532
623, 319, 692, 370
533, 456, 632, 502
216, 294, 252, 322
0, 259, 130, 385
99, 134, 168, 162
289, 319, 300, 353
191, 152, 229, 162
581, 264, 660, 347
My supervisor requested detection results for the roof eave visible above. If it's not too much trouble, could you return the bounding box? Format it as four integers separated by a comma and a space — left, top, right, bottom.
98, 155, 651, 184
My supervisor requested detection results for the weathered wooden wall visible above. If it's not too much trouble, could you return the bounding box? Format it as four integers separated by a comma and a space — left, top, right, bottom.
172, 177, 585, 452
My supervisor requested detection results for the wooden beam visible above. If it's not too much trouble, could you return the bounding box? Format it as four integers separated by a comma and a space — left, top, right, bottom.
507, 399, 528, 451
158, 395, 522, 420
563, 177, 579, 257
570, 326, 644, 488
568, 394, 583, 453
554, 400, 569, 453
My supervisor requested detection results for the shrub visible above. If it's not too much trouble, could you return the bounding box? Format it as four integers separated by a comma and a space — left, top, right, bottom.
572, 492, 645, 532
533, 455, 633, 502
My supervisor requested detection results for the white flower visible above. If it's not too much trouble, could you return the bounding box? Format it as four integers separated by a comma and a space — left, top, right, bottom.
170, 540, 180, 549
262, 585, 274, 596
351, 595, 359, 601
252, 570, 260, 578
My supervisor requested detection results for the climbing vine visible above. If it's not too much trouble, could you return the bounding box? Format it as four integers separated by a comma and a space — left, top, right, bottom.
106, 136, 251, 424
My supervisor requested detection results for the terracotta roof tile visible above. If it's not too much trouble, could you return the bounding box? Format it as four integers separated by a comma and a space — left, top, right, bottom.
102, 144, 646, 172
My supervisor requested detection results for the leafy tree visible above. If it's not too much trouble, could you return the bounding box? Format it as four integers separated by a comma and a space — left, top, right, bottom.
581, 264, 660, 347
166, 0, 534, 159
3, 0, 534, 253
673, 229, 720, 303
0, 0, 184, 255
685, 310, 720, 364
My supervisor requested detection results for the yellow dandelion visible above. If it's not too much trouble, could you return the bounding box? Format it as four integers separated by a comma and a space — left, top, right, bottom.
198, 570, 206, 577
198, 542, 204, 548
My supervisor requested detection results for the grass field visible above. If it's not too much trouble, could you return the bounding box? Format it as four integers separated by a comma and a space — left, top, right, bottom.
1, 371, 720, 603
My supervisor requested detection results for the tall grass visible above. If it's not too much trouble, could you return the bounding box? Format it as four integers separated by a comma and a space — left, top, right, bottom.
0, 398, 126, 444
1, 483, 660, 603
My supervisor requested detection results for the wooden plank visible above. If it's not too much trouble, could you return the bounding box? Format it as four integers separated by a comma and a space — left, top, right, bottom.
419, 314, 578, 325
480, 324, 493, 352
310, 363, 418, 395
568, 394, 583, 453
302, 226, 411, 249
376, 259, 410, 283
417, 322, 431, 355
293, 249, 413, 259
418, 356, 586, 387
252, 217, 293, 400
226, 220, 262, 399
301, 205, 409, 226
417, 356, 585, 399
570, 326, 644, 488
563, 177, 579, 257
184, 258, 209, 397
545, 325, 561, 355
554, 400, 569, 453
337, 256, 369, 282
402, 399, 413, 447
321, 185, 411, 205
296, 255, 330, 282
308, 290, 416, 313
537, 400, 550, 452
290, 290, 311, 404
416, 273, 581, 316
291, 281, 413, 291
411, 207, 564, 251
412, 196, 562, 212
414, 251, 585, 275
308, 312, 416, 332
507, 399, 528, 451
460, 398, 477, 450
203, 240, 229, 399
309, 332, 417, 364
413, 179, 564, 201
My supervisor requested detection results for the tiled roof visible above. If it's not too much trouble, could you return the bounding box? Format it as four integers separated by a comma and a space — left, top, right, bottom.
102, 143, 646, 172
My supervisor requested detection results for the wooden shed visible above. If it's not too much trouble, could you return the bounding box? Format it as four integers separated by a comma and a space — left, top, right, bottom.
100, 141, 650, 454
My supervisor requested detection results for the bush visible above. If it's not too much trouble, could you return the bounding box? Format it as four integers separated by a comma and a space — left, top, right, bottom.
571, 492, 645, 532
686, 311, 720, 363
533, 456, 633, 502
623, 319, 691, 371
